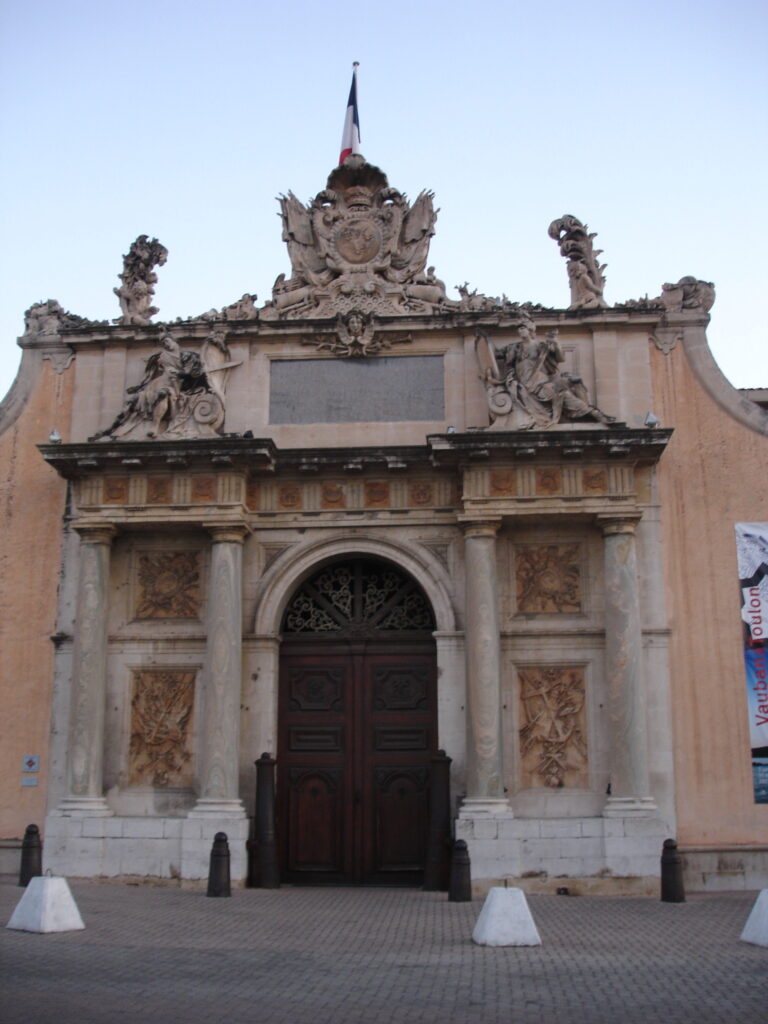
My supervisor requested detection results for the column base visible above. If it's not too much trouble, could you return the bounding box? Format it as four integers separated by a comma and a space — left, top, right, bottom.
54, 797, 114, 817
458, 797, 512, 818
187, 798, 246, 819
603, 796, 657, 818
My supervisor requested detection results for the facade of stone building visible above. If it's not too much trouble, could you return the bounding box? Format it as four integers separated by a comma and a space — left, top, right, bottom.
1, 155, 766, 890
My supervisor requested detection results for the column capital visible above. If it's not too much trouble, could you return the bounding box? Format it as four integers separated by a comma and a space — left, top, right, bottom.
596, 513, 642, 537
458, 516, 502, 539
205, 521, 250, 545
72, 522, 118, 546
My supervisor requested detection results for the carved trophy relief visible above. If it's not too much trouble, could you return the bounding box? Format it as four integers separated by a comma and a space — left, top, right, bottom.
128, 669, 195, 787
515, 544, 582, 614
518, 666, 588, 788
658, 276, 715, 313
134, 551, 202, 620
90, 325, 240, 442
260, 156, 459, 323
548, 215, 608, 309
114, 235, 168, 326
23, 298, 97, 338
476, 322, 615, 431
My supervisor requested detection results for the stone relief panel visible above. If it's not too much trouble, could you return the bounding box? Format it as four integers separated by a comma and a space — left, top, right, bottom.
134, 551, 202, 620
103, 477, 129, 504
243, 476, 458, 516
515, 544, 582, 614
90, 326, 240, 442
476, 319, 614, 431
518, 665, 588, 788
128, 669, 196, 787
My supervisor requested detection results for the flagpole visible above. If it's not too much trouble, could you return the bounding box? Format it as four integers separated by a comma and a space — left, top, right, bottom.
339, 63, 362, 165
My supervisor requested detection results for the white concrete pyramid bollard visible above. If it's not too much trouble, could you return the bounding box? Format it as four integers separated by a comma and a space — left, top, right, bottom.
6, 875, 85, 933
472, 886, 542, 947
740, 889, 768, 948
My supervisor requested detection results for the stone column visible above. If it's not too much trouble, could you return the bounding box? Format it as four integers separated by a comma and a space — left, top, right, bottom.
599, 515, 656, 816
58, 524, 116, 815
189, 522, 249, 818
459, 518, 510, 815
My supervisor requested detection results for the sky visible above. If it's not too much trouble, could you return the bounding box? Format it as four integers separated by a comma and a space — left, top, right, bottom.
0, 0, 766, 401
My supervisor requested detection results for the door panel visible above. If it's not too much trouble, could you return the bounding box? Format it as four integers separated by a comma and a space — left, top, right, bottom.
286, 766, 344, 876
278, 644, 436, 885
371, 766, 429, 877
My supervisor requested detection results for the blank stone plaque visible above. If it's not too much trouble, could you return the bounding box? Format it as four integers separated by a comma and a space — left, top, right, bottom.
269, 356, 444, 424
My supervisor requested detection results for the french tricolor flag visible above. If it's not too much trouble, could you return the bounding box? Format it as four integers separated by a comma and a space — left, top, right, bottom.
339, 64, 361, 165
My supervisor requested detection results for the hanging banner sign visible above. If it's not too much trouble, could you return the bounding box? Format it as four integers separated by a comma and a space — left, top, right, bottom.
735, 523, 768, 803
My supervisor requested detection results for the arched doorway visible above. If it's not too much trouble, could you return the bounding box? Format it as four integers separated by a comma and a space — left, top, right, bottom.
277, 556, 438, 885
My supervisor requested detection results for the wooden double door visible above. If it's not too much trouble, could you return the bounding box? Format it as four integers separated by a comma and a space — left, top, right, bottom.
277, 641, 437, 885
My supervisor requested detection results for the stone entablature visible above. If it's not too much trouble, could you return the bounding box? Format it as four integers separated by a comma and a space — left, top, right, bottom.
41, 428, 669, 527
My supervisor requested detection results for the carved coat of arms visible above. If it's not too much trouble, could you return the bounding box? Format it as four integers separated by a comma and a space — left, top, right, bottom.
261, 155, 453, 320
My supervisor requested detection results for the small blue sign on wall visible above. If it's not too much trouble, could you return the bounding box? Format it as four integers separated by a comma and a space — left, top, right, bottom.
22, 755, 39, 773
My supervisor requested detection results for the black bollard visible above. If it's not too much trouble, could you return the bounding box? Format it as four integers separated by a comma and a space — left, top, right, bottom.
207, 832, 231, 897
448, 839, 472, 902
424, 750, 452, 892
255, 753, 280, 888
660, 837, 685, 903
18, 824, 43, 887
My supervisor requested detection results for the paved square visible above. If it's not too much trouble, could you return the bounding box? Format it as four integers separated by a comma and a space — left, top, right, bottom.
1, 879, 765, 1023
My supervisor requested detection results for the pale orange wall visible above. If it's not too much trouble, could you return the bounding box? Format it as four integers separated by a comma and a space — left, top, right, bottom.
0, 358, 73, 837
651, 340, 768, 845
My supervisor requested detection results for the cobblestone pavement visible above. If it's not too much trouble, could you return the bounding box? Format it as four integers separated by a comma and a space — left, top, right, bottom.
1, 878, 766, 1024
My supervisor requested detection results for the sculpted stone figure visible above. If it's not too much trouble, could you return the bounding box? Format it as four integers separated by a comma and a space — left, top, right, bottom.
303, 308, 411, 358
114, 235, 168, 325
261, 155, 451, 321
658, 276, 715, 313
476, 319, 615, 431
90, 327, 239, 441
23, 299, 93, 336
221, 293, 259, 321
548, 215, 607, 309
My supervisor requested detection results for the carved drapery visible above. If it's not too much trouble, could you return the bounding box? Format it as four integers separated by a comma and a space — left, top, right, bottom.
59, 524, 117, 814
460, 519, 510, 815
600, 516, 656, 815
189, 523, 249, 818
518, 666, 588, 788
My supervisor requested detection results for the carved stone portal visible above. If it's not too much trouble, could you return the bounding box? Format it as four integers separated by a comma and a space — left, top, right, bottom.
128, 669, 195, 787
135, 551, 201, 620
518, 666, 588, 789
515, 544, 582, 614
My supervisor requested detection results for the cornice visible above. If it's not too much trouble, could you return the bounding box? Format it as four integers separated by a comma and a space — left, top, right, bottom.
39, 426, 672, 482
